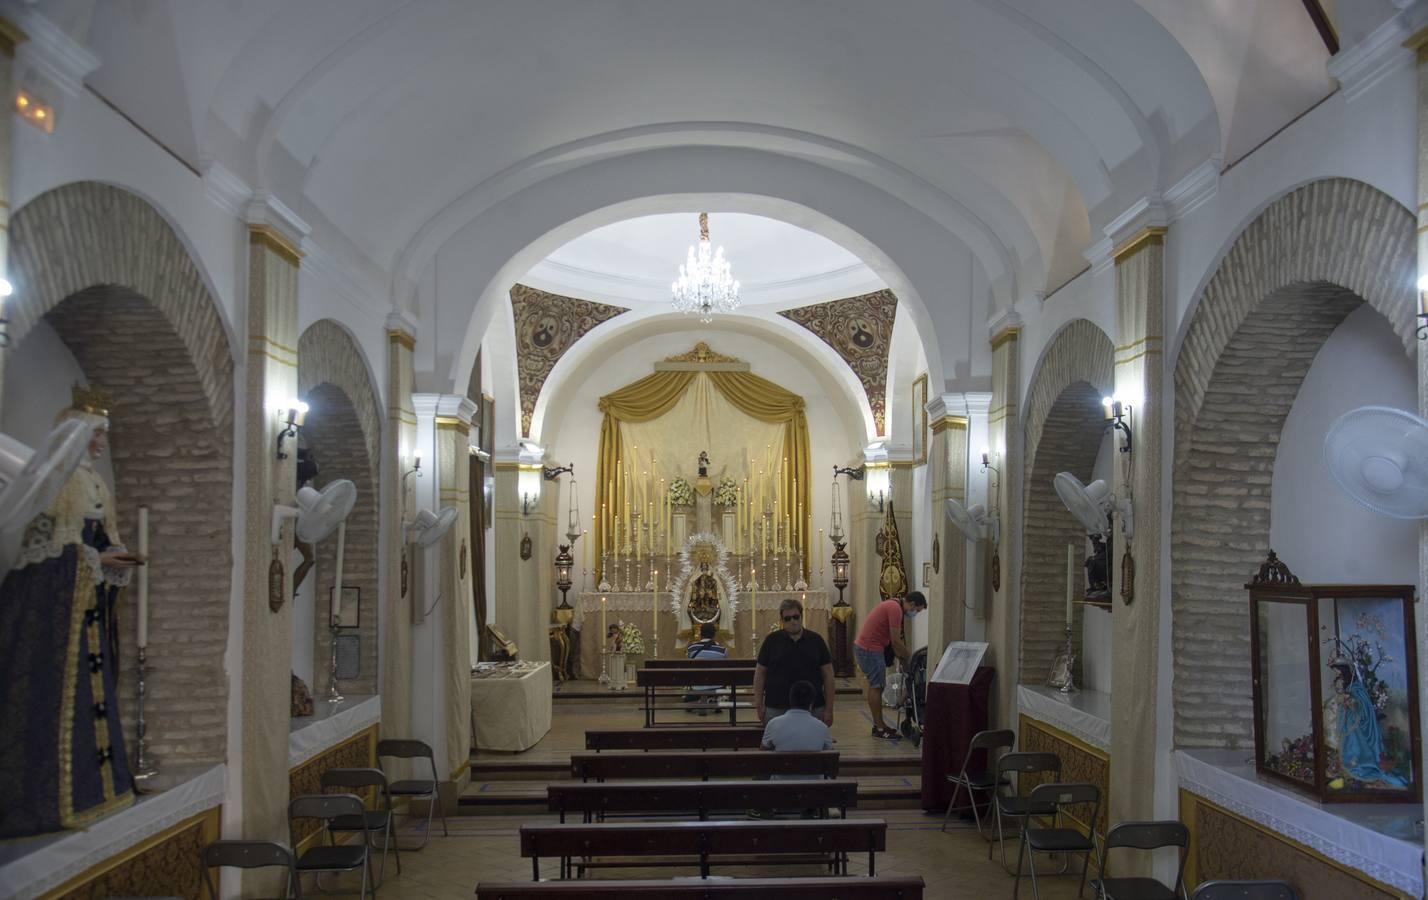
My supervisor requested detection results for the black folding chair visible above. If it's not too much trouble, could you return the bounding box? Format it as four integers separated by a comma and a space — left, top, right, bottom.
1013, 782, 1102, 900
289, 794, 375, 900
1091, 820, 1189, 899
321, 767, 402, 885
201, 840, 302, 900
941, 728, 1014, 837
376, 738, 449, 849
1191, 882, 1299, 900
990, 750, 1062, 871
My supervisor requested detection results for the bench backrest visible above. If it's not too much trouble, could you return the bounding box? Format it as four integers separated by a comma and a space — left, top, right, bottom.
520, 819, 887, 858
644, 658, 755, 669
584, 728, 763, 751
475, 875, 925, 898
571, 750, 839, 781
547, 779, 859, 815
635, 668, 756, 687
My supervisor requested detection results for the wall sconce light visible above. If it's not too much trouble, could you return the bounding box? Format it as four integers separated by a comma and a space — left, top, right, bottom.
544, 463, 574, 481
1417, 275, 1428, 340
518, 464, 543, 516
832, 464, 865, 480
0, 276, 12, 348
1102, 396, 1134, 454
864, 467, 889, 513
16, 90, 54, 134
275, 399, 308, 460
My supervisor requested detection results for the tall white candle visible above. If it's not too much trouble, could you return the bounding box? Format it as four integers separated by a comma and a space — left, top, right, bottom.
334, 521, 347, 626
1065, 543, 1076, 626
137, 506, 149, 647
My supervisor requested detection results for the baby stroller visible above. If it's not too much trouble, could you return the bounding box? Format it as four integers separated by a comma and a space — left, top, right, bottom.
893, 648, 928, 746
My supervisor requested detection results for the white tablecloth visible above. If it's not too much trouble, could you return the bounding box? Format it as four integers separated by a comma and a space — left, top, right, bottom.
289, 693, 381, 768
1017, 684, 1112, 753
470, 662, 552, 751
1176, 749, 1423, 897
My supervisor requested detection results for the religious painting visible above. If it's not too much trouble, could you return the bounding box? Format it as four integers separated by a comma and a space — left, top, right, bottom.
922, 561, 931, 587
329, 585, 360, 630
778, 289, 897, 436
911, 372, 928, 465
931, 641, 989, 685
510, 285, 628, 437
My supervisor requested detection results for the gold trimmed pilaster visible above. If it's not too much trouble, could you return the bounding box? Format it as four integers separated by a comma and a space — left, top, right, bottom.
927, 414, 969, 664
986, 335, 1020, 729
382, 329, 417, 757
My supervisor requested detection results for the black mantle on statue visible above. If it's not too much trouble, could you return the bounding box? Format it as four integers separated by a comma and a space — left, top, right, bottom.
919, 665, 995, 811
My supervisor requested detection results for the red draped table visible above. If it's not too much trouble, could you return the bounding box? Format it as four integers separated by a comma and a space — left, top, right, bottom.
919, 665, 995, 811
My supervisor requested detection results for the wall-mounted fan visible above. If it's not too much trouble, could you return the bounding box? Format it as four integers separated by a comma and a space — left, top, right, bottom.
271, 479, 357, 544
1324, 406, 1428, 519
407, 506, 458, 625
1053, 473, 1134, 540
0, 420, 95, 573
945, 498, 998, 542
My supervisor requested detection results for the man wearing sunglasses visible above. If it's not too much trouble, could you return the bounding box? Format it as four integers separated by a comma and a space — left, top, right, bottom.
753, 597, 835, 726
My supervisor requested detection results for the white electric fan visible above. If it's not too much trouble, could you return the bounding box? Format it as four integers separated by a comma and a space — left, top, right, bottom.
1323, 406, 1428, 519
271, 479, 358, 545
0, 419, 96, 573
406, 506, 458, 625
945, 498, 999, 542
1053, 472, 1134, 540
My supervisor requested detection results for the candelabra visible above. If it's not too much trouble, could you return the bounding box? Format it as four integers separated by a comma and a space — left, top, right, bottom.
133, 647, 158, 791
325, 622, 344, 705
1054, 625, 1078, 694
599, 551, 612, 592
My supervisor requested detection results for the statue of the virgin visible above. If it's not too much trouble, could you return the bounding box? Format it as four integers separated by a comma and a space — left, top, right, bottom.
0, 386, 140, 837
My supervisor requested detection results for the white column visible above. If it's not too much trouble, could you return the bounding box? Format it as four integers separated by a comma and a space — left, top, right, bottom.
963, 392, 993, 642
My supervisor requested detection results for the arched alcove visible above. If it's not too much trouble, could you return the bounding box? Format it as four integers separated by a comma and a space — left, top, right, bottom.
1019, 319, 1115, 688
1171, 179, 1415, 750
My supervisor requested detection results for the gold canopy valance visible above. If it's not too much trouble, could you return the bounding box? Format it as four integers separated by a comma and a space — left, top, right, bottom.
595, 348, 811, 581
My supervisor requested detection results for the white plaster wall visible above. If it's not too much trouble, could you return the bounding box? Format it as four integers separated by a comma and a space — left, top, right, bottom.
545, 329, 863, 602
1270, 305, 1417, 584
291, 549, 317, 688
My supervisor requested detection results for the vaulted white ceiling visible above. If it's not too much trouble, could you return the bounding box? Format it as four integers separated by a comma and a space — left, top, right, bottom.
55, 0, 1345, 385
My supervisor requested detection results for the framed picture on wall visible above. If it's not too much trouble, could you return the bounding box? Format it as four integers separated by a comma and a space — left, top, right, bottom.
911, 372, 928, 465
922, 561, 931, 587
329, 585, 360, 630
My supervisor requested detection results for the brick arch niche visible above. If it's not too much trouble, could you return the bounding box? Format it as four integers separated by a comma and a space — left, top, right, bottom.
8, 182, 237, 769
1171, 178, 1415, 750
298, 321, 382, 695
1019, 319, 1115, 687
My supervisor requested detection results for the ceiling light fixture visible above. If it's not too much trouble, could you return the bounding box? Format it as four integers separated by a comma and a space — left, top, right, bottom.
671, 212, 740, 322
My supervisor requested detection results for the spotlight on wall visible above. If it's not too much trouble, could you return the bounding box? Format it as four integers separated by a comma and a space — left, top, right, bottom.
275, 399, 308, 460
1417, 274, 1428, 341
15, 90, 54, 134
1102, 395, 1134, 454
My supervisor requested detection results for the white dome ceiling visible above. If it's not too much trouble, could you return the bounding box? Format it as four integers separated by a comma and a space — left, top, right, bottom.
525, 213, 883, 308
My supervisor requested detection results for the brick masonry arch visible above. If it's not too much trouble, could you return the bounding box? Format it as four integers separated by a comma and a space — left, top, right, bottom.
1019, 319, 1115, 686
1171, 178, 1414, 749
299, 320, 384, 695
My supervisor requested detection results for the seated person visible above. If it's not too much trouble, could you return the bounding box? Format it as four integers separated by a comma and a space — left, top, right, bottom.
684, 622, 728, 712
761, 680, 833, 752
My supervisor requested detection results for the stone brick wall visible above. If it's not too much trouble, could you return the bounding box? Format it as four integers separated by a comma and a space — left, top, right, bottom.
298, 321, 384, 698
1170, 179, 1415, 749
302, 384, 379, 695
45, 286, 233, 768
1019, 319, 1114, 687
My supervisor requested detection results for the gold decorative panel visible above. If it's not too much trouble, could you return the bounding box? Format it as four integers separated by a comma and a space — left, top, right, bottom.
288, 724, 379, 852
1018, 715, 1110, 840
40, 806, 220, 899
1181, 791, 1409, 900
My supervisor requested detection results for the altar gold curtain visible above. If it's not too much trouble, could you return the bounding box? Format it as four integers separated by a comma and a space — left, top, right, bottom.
595, 369, 811, 582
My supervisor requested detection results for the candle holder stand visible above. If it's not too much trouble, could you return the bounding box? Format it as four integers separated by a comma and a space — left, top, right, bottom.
325, 622, 345, 705
599, 552, 612, 592
133, 646, 158, 792
1050, 625, 1078, 694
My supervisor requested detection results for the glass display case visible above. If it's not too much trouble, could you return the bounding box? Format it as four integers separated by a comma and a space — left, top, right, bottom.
1248, 552, 1420, 803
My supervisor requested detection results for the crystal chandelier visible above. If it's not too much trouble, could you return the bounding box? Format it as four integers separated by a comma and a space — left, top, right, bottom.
671, 212, 740, 322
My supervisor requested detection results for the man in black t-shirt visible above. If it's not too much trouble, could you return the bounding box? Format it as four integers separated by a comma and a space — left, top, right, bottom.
755, 597, 835, 726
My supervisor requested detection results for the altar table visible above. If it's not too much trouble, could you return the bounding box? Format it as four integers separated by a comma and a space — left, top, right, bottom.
471, 661, 552, 751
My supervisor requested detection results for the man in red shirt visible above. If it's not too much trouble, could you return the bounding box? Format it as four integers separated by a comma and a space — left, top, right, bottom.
853, 591, 926, 738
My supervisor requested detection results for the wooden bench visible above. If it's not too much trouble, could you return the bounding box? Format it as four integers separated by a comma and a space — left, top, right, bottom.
475, 875, 925, 898
571, 750, 839, 782
643, 658, 756, 669
548, 778, 859, 822
519, 819, 888, 879
585, 728, 764, 752
635, 668, 756, 726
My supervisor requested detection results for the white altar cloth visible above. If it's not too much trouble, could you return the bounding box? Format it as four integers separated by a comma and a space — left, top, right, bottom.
1017, 684, 1112, 753
289, 693, 381, 768
471, 662, 552, 751
1176, 748, 1423, 897
0, 763, 225, 900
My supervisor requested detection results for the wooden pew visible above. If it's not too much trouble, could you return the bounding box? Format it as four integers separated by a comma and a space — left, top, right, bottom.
475, 875, 926, 898
519, 819, 888, 879
571, 750, 839, 782
644, 658, 755, 668
635, 668, 756, 726
548, 778, 859, 822
585, 728, 764, 752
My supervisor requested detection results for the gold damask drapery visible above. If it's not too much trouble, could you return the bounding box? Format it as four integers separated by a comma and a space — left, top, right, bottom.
595, 369, 810, 581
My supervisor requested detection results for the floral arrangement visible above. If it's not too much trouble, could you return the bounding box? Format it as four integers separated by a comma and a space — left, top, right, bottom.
669, 477, 694, 507
619, 620, 646, 655
713, 476, 739, 508
1324, 614, 1393, 714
